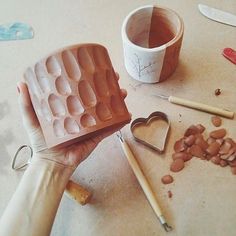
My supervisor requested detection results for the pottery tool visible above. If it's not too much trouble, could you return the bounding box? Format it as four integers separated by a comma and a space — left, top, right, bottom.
154, 94, 234, 119
130, 112, 170, 153
0, 22, 34, 41
12, 145, 92, 205
198, 4, 236, 27
117, 131, 172, 232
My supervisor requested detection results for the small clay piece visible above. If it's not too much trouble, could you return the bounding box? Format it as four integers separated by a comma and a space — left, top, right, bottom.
211, 116, 222, 127
184, 135, 196, 146
214, 88, 221, 96
216, 139, 224, 146
195, 137, 208, 151
168, 190, 173, 198
170, 159, 185, 172
189, 145, 205, 158
220, 147, 236, 161
172, 152, 192, 162
219, 141, 232, 154
161, 175, 174, 184
184, 125, 200, 137
211, 156, 221, 165
209, 129, 226, 139
207, 137, 216, 145
196, 124, 205, 133
228, 159, 236, 167
231, 166, 236, 175
206, 142, 220, 156
174, 138, 187, 152
219, 159, 228, 167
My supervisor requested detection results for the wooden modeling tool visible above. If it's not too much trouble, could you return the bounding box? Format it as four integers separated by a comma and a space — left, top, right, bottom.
154, 94, 234, 119
117, 131, 172, 232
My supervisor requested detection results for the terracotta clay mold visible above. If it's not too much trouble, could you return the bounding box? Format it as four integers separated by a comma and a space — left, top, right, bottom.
130, 111, 170, 153
24, 44, 131, 148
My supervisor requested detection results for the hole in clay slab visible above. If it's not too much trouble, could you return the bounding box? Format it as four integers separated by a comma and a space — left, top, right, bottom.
46, 55, 62, 77
35, 62, 51, 93
41, 100, 52, 121
53, 119, 65, 137
55, 76, 72, 95
24, 68, 41, 97
111, 95, 125, 115
62, 50, 81, 81
78, 80, 97, 107
64, 117, 80, 134
80, 114, 96, 128
48, 94, 66, 117
125, 7, 179, 48
94, 70, 109, 97
77, 47, 95, 72
92, 46, 111, 68
106, 69, 118, 92
67, 96, 84, 116
96, 102, 112, 121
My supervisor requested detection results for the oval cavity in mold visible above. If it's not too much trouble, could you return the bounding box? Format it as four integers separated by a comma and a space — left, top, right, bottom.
55, 76, 71, 95
80, 114, 96, 128
64, 117, 80, 134
106, 69, 118, 92
93, 46, 111, 68
67, 96, 84, 116
62, 50, 81, 81
53, 119, 65, 137
46, 55, 61, 77
24, 68, 41, 97
41, 100, 52, 121
78, 80, 97, 107
110, 95, 125, 115
35, 63, 51, 93
77, 47, 95, 73
96, 103, 112, 121
94, 71, 109, 97
48, 94, 66, 117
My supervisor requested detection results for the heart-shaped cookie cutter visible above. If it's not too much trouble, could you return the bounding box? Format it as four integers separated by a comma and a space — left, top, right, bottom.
130, 111, 170, 153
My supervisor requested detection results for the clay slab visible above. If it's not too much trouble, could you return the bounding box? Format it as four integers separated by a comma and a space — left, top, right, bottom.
24, 44, 131, 148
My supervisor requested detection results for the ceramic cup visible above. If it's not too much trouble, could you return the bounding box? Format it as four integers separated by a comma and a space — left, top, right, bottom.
121, 5, 184, 83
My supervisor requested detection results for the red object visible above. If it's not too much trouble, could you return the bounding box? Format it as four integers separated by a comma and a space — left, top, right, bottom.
222, 48, 236, 65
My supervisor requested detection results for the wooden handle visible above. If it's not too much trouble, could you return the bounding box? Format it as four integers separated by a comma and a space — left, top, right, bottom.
120, 140, 163, 218
65, 180, 92, 205
169, 96, 234, 119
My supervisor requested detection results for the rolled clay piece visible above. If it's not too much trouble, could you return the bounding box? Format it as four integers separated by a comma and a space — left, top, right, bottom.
161, 175, 174, 184
170, 159, 184, 172
211, 116, 222, 127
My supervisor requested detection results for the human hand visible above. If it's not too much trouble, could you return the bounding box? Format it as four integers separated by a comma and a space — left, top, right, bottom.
17, 80, 129, 170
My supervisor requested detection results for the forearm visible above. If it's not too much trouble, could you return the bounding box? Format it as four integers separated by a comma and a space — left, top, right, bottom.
0, 158, 73, 236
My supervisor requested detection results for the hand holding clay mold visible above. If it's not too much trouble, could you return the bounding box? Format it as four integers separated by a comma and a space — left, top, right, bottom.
24, 44, 131, 148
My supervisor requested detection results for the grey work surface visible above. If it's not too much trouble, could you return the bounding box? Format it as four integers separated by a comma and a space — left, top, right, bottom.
0, 0, 236, 235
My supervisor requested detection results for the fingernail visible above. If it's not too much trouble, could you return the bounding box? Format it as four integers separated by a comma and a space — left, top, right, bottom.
17, 85, 20, 94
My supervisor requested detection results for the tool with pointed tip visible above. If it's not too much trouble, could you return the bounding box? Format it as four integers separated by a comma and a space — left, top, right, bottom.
154, 94, 234, 119
198, 4, 236, 27
117, 131, 173, 232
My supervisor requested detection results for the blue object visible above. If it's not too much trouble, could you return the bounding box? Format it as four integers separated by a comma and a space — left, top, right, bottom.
0, 22, 34, 41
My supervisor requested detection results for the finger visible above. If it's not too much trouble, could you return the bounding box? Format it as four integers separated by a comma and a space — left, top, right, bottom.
120, 89, 127, 98
17, 82, 40, 130
115, 72, 119, 80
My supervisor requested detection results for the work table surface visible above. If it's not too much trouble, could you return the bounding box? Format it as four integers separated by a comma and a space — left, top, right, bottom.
0, 0, 236, 235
